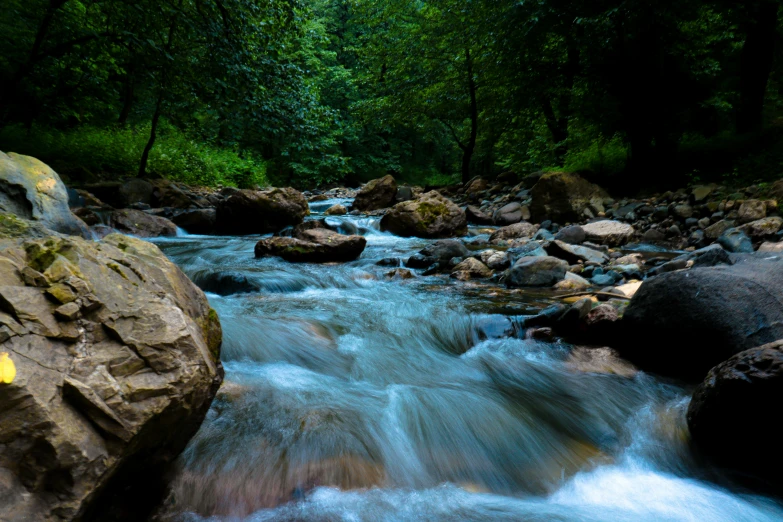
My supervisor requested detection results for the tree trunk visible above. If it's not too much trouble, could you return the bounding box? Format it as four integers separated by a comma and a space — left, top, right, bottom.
138, 89, 164, 178
118, 72, 135, 126
737, 0, 778, 134
462, 47, 478, 184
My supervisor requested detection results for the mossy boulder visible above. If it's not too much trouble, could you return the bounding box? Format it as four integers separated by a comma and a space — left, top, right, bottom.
0, 151, 89, 237
216, 187, 309, 234
530, 171, 608, 223
0, 227, 223, 521
255, 226, 366, 263
380, 191, 467, 238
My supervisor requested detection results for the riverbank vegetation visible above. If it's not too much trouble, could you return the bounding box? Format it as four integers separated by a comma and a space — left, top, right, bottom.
1, 0, 782, 190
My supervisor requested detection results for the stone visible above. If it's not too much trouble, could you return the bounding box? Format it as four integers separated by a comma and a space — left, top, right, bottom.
554, 271, 591, 291
172, 208, 216, 235
150, 179, 198, 209
0, 230, 222, 521
396, 186, 414, 203
738, 217, 783, 239
385, 268, 414, 280
642, 229, 666, 242
464, 177, 489, 195
705, 219, 735, 240
691, 185, 714, 203
757, 241, 783, 253
109, 209, 178, 238
504, 256, 568, 287
0, 151, 89, 237
255, 227, 366, 263
737, 199, 766, 224
529, 172, 609, 223
554, 225, 586, 245
325, 204, 348, 216
450, 258, 493, 279
489, 222, 538, 243
119, 178, 154, 206
717, 228, 753, 253
380, 191, 467, 238
687, 340, 783, 485
580, 220, 635, 246
465, 205, 493, 225
493, 202, 526, 225
545, 240, 608, 265
216, 187, 309, 234
620, 257, 783, 381
673, 204, 694, 219
480, 250, 510, 270
352, 175, 398, 211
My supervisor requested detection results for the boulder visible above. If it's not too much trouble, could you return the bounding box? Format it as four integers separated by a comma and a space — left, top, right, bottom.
109, 209, 178, 238
465, 205, 493, 225
464, 177, 488, 195
216, 187, 308, 234
172, 208, 217, 235
406, 239, 469, 269
489, 222, 538, 243
545, 240, 608, 265
758, 241, 783, 253
705, 220, 735, 240
0, 231, 223, 521
352, 175, 397, 211
580, 220, 634, 246
738, 217, 783, 239
737, 199, 766, 224
150, 179, 198, 209
450, 258, 493, 280
554, 225, 586, 245
687, 340, 783, 484
255, 227, 366, 263
380, 191, 467, 238
620, 257, 783, 381
504, 256, 568, 287
0, 151, 89, 237
530, 171, 608, 223
480, 249, 510, 270
718, 228, 753, 253
119, 178, 154, 206
325, 204, 348, 216
492, 202, 528, 225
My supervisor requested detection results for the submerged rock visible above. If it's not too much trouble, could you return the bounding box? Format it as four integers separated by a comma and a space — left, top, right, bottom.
451, 257, 493, 280
352, 175, 398, 211
216, 187, 308, 234
1, 151, 89, 237
325, 204, 348, 216
688, 340, 783, 486
0, 231, 223, 521
380, 191, 467, 238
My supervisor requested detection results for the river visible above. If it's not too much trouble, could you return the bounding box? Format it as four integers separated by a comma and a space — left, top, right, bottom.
150, 198, 783, 521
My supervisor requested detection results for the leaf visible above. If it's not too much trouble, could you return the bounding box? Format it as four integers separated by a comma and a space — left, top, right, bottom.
0, 352, 16, 384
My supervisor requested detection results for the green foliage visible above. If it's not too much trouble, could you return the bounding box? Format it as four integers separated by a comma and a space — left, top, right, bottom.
0, 124, 266, 188
563, 136, 629, 179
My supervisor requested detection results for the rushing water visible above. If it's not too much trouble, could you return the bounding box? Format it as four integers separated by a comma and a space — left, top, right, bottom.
151, 198, 783, 521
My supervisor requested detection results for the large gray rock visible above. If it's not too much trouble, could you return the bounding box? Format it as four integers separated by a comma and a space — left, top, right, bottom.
172, 208, 217, 235
352, 175, 397, 211
489, 222, 538, 243
580, 220, 634, 246
687, 340, 783, 485
255, 226, 366, 263
505, 256, 568, 287
530, 171, 608, 223
109, 209, 178, 238
0, 151, 89, 237
0, 231, 223, 521
545, 240, 608, 265
492, 202, 528, 225
216, 187, 309, 234
380, 191, 467, 238
620, 257, 783, 381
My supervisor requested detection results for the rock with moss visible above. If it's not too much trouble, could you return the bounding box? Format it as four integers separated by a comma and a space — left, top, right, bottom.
255, 226, 366, 263
352, 175, 397, 211
0, 151, 90, 237
216, 187, 309, 234
0, 227, 223, 521
380, 191, 467, 238
108, 208, 178, 237
530, 171, 609, 223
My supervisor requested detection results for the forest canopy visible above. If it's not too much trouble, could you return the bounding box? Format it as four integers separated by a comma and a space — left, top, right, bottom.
1, 0, 782, 190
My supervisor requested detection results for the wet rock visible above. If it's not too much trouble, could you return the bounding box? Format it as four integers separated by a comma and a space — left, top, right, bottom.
620, 257, 783, 380
380, 191, 467, 238
489, 222, 538, 243
150, 179, 198, 209
396, 186, 414, 203
193, 271, 262, 295
566, 347, 637, 377
554, 225, 586, 245
642, 229, 666, 243
464, 177, 489, 195
650, 244, 732, 276
737, 199, 766, 224
172, 208, 216, 235
493, 202, 528, 225
1, 151, 89, 237
417, 240, 470, 267
255, 228, 366, 263
119, 178, 154, 206
325, 204, 348, 216
530, 171, 609, 223
451, 258, 493, 280
216, 187, 309, 235
717, 228, 753, 253
109, 209, 178, 238
545, 240, 608, 265
687, 340, 783, 485
480, 250, 510, 270
465, 205, 493, 225
352, 175, 398, 211
385, 268, 415, 280
738, 216, 783, 239
505, 256, 568, 287
0, 231, 222, 521
705, 219, 735, 240
757, 241, 783, 253
580, 220, 634, 246
554, 272, 591, 291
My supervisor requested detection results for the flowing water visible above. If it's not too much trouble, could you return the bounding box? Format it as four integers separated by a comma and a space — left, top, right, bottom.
150, 199, 783, 521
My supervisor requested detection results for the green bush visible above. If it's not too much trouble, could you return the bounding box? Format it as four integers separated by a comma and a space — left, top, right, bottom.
0, 123, 267, 188
563, 135, 628, 178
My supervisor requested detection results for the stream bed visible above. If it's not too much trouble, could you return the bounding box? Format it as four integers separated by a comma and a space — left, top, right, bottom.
151, 199, 783, 521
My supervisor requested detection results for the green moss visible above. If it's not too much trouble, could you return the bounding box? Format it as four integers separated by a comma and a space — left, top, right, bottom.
206, 308, 222, 362
415, 201, 449, 230
106, 262, 129, 280
25, 240, 80, 272
0, 212, 30, 238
